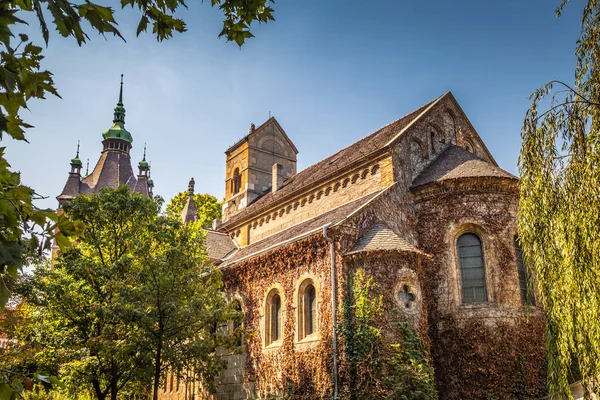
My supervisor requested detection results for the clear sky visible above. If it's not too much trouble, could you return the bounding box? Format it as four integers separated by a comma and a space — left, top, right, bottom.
9, 0, 583, 210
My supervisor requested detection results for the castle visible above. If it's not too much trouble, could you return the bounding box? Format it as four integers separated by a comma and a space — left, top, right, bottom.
58, 82, 547, 399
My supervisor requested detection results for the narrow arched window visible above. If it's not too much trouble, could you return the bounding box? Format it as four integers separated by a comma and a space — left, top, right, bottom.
457, 233, 488, 303
265, 289, 282, 346
232, 168, 241, 195
430, 131, 435, 155
298, 280, 317, 340
515, 239, 534, 305
231, 300, 243, 347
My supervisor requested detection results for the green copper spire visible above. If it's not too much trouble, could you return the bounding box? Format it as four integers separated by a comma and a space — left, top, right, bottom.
102, 74, 133, 144
71, 141, 83, 166
139, 143, 149, 168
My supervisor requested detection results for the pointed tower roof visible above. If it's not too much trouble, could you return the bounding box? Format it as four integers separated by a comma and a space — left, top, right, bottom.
181, 178, 199, 224
70, 141, 83, 167
102, 74, 133, 143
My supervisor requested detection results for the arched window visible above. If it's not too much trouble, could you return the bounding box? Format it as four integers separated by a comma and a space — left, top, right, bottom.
457, 233, 488, 303
232, 168, 241, 195
265, 289, 282, 346
231, 300, 243, 346
515, 239, 534, 305
298, 280, 317, 341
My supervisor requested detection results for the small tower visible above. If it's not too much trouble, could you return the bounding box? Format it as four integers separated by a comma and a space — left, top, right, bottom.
70, 141, 83, 174
133, 144, 151, 196
181, 178, 199, 224
148, 169, 154, 198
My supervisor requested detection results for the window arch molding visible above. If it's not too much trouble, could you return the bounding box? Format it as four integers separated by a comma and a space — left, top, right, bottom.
262, 283, 286, 348
449, 223, 495, 306
294, 273, 321, 343
231, 165, 242, 195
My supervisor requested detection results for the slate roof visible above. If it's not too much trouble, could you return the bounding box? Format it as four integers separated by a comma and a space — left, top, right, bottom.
57, 151, 141, 201
221, 190, 385, 266
81, 151, 137, 193
205, 230, 238, 261
346, 223, 421, 255
220, 95, 443, 229
411, 145, 517, 188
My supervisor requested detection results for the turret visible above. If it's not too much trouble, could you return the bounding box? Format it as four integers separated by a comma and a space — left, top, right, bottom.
70, 141, 83, 175
181, 178, 199, 224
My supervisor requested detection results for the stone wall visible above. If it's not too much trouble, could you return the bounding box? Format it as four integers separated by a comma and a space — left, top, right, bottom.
236, 156, 392, 246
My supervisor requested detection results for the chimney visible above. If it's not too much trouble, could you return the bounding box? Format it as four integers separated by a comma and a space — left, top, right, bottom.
272, 163, 284, 193
212, 218, 222, 230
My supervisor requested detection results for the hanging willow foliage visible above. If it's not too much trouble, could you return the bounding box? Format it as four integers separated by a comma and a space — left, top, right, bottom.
519, 1, 600, 398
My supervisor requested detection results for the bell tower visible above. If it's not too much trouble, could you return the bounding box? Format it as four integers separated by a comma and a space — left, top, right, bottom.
222, 117, 298, 222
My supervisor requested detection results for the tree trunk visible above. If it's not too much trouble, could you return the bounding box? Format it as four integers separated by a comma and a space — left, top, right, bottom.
153, 339, 162, 400
92, 378, 106, 400
111, 361, 118, 400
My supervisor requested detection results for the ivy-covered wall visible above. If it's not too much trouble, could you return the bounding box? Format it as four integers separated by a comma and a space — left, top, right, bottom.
413, 179, 547, 399
213, 177, 547, 399
222, 234, 341, 399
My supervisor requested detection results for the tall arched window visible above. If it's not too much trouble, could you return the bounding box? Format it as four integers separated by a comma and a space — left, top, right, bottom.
298, 280, 317, 341
265, 289, 282, 346
457, 233, 488, 303
515, 239, 534, 305
232, 168, 241, 195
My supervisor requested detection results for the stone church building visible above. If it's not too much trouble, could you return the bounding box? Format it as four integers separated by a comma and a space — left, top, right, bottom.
58, 85, 547, 399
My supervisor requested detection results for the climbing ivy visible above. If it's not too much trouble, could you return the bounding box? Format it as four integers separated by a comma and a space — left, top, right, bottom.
342, 268, 438, 400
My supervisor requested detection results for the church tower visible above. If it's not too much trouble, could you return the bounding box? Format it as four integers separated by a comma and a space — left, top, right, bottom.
222, 117, 298, 222
57, 75, 153, 208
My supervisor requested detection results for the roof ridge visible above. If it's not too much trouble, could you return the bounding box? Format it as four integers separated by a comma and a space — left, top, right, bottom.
290, 96, 441, 176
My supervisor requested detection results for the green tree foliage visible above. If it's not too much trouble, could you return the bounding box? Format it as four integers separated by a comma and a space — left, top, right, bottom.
165, 191, 222, 228
6, 186, 237, 400
127, 214, 240, 400
519, 1, 600, 397
343, 269, 437, 400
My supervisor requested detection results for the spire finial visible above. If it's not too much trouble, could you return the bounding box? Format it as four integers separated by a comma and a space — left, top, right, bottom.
76, 140, 80, 158
143, 143, 147, 161
85, 158, 89, 175
188, 177, 195, 197
118, 74, 124, 105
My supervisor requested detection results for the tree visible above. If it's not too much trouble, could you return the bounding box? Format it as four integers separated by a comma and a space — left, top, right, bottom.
165, 191, 222, 228
10, 186, 237, 399
519, 1, 600, 397
128, 217, 240, 400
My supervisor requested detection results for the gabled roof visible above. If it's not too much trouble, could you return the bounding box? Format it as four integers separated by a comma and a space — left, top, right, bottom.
220, 94, 445, 229
411, 145, 517, 188
346, 223, 421, 255
221, 190, 385, 267
205, 230, 237, 261
225, 117, 299, 155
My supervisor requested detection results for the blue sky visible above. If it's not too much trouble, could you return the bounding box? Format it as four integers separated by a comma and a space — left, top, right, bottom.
9, 0, 583, 209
